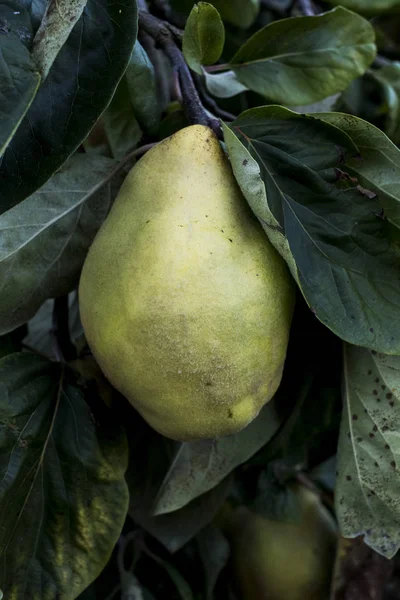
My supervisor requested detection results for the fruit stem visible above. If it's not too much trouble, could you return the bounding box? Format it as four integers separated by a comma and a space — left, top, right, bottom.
138, 11, 222, 137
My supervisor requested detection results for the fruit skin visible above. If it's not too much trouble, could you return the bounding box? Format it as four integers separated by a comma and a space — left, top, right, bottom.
222, 484, 337, 600
78, 125, 294, 441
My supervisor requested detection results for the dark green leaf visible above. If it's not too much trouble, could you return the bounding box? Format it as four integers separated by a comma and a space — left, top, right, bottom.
366, 63, 400, 144
153, 400, 281, 515
0, 326, 27, 359
183, 2, 225, 75
0, 3, 40, 157
223, 107, 400, 354
336, 344, 400, 558
316, 111, 400, 239
0, 154, 117, 335
228, 7, 376, 105
0, 0, 138, 212
0, 352, 129, 598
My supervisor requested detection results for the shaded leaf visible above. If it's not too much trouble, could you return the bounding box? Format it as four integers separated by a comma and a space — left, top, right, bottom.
0, 2, 40, 158
183, 2, 225, 75
336, 344, 400, 558
153, 400, 281, 515
196, 524, 230, 600
0, 326, 27, 359
228, 7, 376, 105
325, 0, 400, 15
143, 547, 195, 600
127, 41, 160, 135
223, 107, 400, 354
0, 154, 117, 335
0, 352, 129, 598
130, 475, 232, 553
0, 0, 138, 211
316, 111, 400, 238
104, 77, 143, 159
211, 0, 259, 29
364, 63, 400, 144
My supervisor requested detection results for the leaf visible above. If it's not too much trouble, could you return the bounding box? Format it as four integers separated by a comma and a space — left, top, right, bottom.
210, 0, 259, 29
196, 525, 230, 600
0, 352, 129, 598
0, 154, 117, 335
143, 547, 195, 600
223, 107, 400, 354
0, 0, 138, 212
370, 63, 400, 144
0, 3, 40, 158
130, 475, 232, 553
104, 77, 143, 159
228, 7, 376, 105
316, 111, 400, 238
153, 400, 281, 515
0, 326, 27, 359
183, 2, 225, 75
126, 41, 160, 135
325, 0, 400, 15
204, 69, 248, 98
336, 344, 400, 558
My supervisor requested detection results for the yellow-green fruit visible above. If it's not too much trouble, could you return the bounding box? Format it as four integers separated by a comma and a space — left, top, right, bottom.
78, 125, 294, 441
223, 485, 337, 600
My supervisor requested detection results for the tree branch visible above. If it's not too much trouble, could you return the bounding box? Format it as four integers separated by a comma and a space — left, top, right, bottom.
139, 11, 221, 137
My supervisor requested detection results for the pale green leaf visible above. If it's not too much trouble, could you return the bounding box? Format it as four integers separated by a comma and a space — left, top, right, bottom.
336, 344, 400, 558
126, 41, 160, 134
325, 0, 400, 15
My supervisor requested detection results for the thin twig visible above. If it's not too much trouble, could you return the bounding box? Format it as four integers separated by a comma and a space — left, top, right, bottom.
298, 0, 315, 16
192, 73, 237, 122
32, 0, 88, 80
139, 11, 221, 136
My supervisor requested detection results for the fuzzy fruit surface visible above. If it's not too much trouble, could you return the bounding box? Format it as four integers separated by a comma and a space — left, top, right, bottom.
79, 125, 294, 441
224, 484, 337, 600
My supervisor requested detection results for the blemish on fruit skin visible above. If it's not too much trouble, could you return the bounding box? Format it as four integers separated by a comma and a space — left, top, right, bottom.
228, 409, 233, 418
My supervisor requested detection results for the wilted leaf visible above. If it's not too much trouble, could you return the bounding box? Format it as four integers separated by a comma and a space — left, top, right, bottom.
0, 154, 117, 335
153, 400, 281, 515
0, 0, 137, 211
0, 3, 40, 158
223, 107, 400, 354
0, 352, 129, 598
336, 345, 400, 558
183, 2, 225, 75
227, 7, 376, 105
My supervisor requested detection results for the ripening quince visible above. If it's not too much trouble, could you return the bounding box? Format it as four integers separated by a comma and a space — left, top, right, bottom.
78, 125, 294, 441
221, 484, 337, 600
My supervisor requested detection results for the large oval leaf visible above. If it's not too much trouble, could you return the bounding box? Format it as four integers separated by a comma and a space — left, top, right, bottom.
223, 107, 400, 354
228, 7, 376, 105
0, 352, 129, 598
0, 0, 137, 212
0, 154, 117, 335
